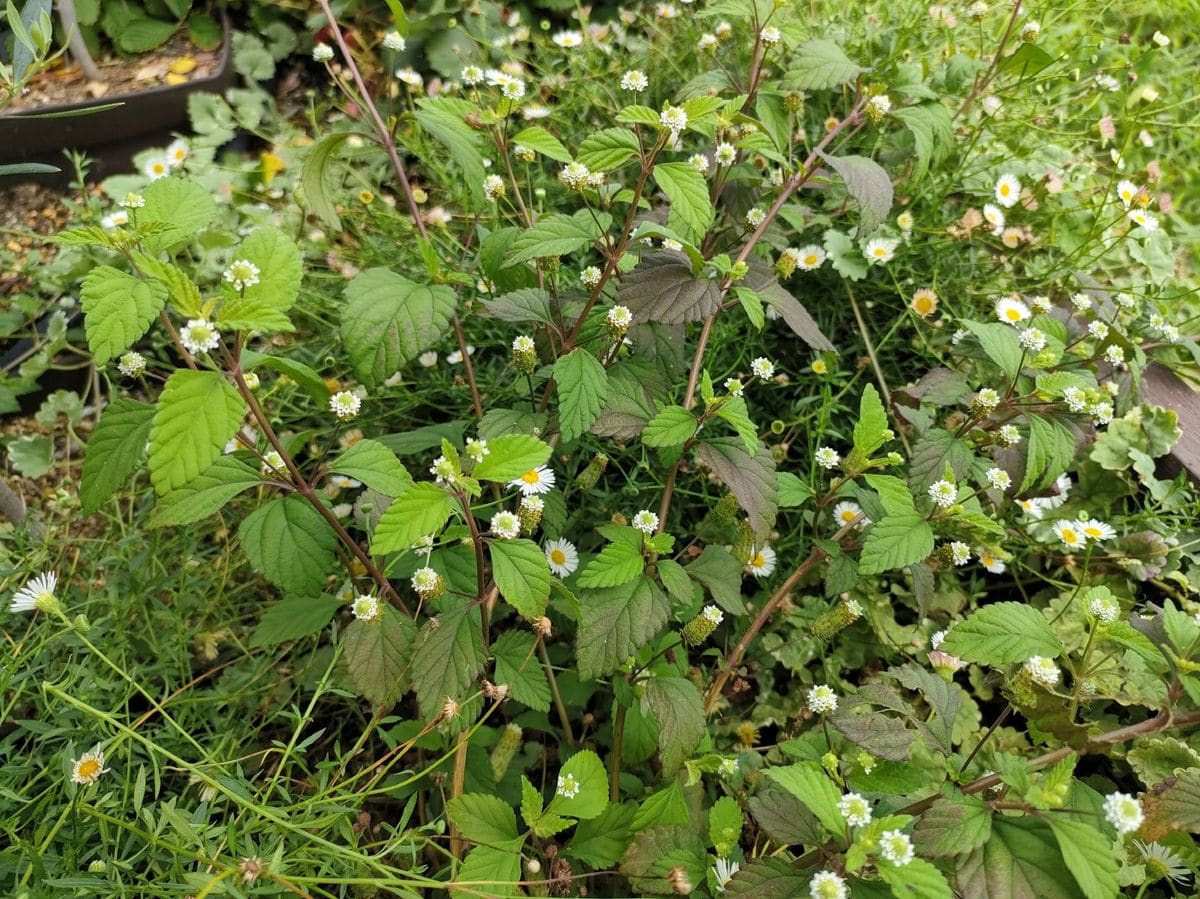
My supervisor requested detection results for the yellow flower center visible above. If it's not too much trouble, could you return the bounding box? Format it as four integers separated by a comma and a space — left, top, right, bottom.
1000, 184, 1011, 197
840, 510, 856, 523
520, 470, 540, 484
1083, 526, 1101, 538
1005, 308, 1021, 320
550, 549, 566, 565
752, 553, 766, 568
1062, 528, 1079, 543
873, 247, 887, 257
77, 759, 101, 779
804, 255, 818, 266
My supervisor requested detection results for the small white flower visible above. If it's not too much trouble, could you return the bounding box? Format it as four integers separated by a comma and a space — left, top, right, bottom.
759, 25, 781, 46
718, 757, 739, 777
896, 210, 914, 232
928, 480, 957, 508
351, 594, 380, 622
1103, 792, 1144, 835
607, 305, 633, 330
556, 772, 581, 799
697, 33, 718, 51
815, 447, 840, 470
382, 30, 406, 51
465, 438, 489, 463
411, 567, 441, 594
911, 287, 938, 317
329, 390, 362, 420
833, 501, 867, 529
1116, 180, 1140, 209
1104, 345, 1126, 366
620, 70, 648, 91
559, 161, 590, 188
1025, 655, 1060, 686
143, 156, 170, 180
510, 466, 555, 496
330, 475, 360, 490
70, 748, 108, 785
544, 539, 579, 577
999, 424, 1021, 446
223, 259, 261, 291
1019, 20, 1041, 41
986, 468, 1011, 491
419, 350, 439, 367
395, 67, 423, 88
724, 378, 743, 396
580, 266, 603, 288
795, 245, 826, 271
1091, 401, 1114, 426
491, 511, 521, 540
1062, 386, 1088, 413
1081, 518, 1116, 542
483, 174, 506, 202
261, 450, 286, 476
975, 388, 1000, 410
180, 319, 220, 355
981, 95, 1002, 116
312, 43, 334, 62
807, 684, 838, 714
1052, 520, 1086, 549
867, 94, 892, 117
1089, 595, 1120, 623
745, 207, 766, 229
931, 630, 947, 650
1030, 295, 1053, 314
632, 509, 659, 534
995, 296, 1031, 324
660, 105, 688, 133
746, 546, 776, 578
552, 30, 582, 47
838, 792, 873, 826
864, 237, 898, 264
994, 173, 1021, 208
117, 351, 146, 378
750, 357, 775, 380
978, 547, 1006, 574
1018, 328, 1047, 352
713, 857, 740, 891
119, 192, 145, 209
879, 830, 914, 866
430, 455, 457, 484
1152, 31, 1171, 47
809, 869, 847, 899
1088, 321, 1110, 341
9, 571, 59, 615
688, 153, 710, 173
512, 335, 536, 354
715, 143, 737, 166
100, 211, 128, 229
461, 65, 484, 85
1095, 73, 1120, 92
949, 542, 971, 566
1128, 209, 1158, 232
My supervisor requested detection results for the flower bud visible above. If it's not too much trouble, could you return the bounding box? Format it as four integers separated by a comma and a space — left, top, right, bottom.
811, 598, 863, 640
518, 495, 544, 533
490, 722, 523, 779
682, 605, 724, 645
575, 453, 609, 491
511, 335, 537, 374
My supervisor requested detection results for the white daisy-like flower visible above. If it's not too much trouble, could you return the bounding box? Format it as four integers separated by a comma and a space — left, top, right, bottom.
70, 748, 108, 785
930, 630, 947, 650
1103, 792, 1144, 835
1052, 520, 1086, 549
223, 259, 261, 292
180, 319, 220, 355
117, 351, 146, 378
552, 28, 582, 47
607, 305, 633, 330
994, 173, 1021, 208
1018, 328, 1047, 352
329, 390, 362, 420
750, 357, 775, 380
986, 468, 1011, 491
465, 438, 489, 463
164, 138, 190, 169
896, 210, 914, 232
261, 450, 286, 476
838, 792, 872, 826
795, 245, 826, 271
620, 70, 648, 91
411, 567, 441, 594
697, 33, 718, 51
833, 501, 867, 529
350, 594, 380, 621
143, 156, 170, 180
329, 475, 360, 490
631, 509, 659, 534
544, 539, 579, 577
1133, 840, 1189, 884
999, 424, 1021, 445
807, 684, 838, 713
995, 296, 1031, 324
419, 350, 438, 367
715, 142, 737, 166
100, 211, 129, 229
949, 542, 971, 566
1025, 655, 1060, 686
1128, 209, 1158, 231
1081, 518, 1116, 541
1019, 20, 1040, 41
580, 266, 603, 288
461, 65, 484, 85
746, 545, 776, 578
9, 571, 60, 615
556, 772, 581, 799
1030, 295, 1053, 314
382, 30, 406, 51
395, 67, 423, 88
815, 447, 840, 470
713, 857, 740, 891
1115, 180, 1140, 208
491, 511, 521, 540
660, 105, 688, 133
879, 830, 914, 866
809, 869, 847, 899
928, 480, 957, 508
509, 466, 555, 496
864, 237, 898, 265
312, 43, 334, 62
978, 547, 1006, 574
1089, 595, 1120, 623
483, 174, 506, 201
982, 203, 1005, 233
911, 288, 938, 317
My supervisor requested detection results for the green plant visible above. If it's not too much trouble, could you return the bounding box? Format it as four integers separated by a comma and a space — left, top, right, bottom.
5, 0, 1200, 896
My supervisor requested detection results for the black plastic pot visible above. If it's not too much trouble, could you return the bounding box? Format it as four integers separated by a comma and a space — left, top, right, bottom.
0, 18, 233, 183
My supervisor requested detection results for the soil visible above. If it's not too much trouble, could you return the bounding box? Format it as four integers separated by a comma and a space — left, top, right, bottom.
7, 33, 221, 112
0, 183, 85, 297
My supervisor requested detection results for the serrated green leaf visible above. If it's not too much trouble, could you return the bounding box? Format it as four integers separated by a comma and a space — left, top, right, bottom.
577, 128, 640, 170
764, 762, 843, 835
686, 545, 746, 614
858, 512, 934, 574
852, 384, 890, 460
134, 254, 202, 318
329, 439, 412, 496
492, 630, 550, 711
554, 349, 608, 443
578, 541, 644, 589
490, 538, 551, 618
715, 396, 758, 455
577, 577, 670, 679
512, 125, 572, 163
239, 496, 338, 594
1046, 816, 1118, 898
642, 405, 697, 448
414, 98, 486, 208
697, 437, 778, 539
822, 154, 893, 236
341, 269, 458, 386
448, 793, 521, 846
481, 288, 554, 325
148, 370, 245, 495
80, 398, 154, 514
912, 795, 992, 858
617, 252, 722, 326
653, 162, 714, 243
472, 434, 552, 482
301, 132, 353, 230
250, 594, 342, 648
964, 321, 1024, 380
371, 483, 456, 554
80, 266, 166, 365
411, 598, 485, 720
566, 802, 636, 868
878, 857, 953, 899
644, 677, 705, 775
892, 103, 953, 185
505, 210, 609, 267
218, 226, 303, 331
149, 457, 261, 527
138, 176, 217, 254
941, 602, 1063, 666
782, 40, 868, 90
709, 795, 743, 857
1022, 415, 1077, 492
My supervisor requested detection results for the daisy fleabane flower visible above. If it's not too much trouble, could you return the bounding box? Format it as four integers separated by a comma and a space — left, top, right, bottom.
928, 479, 957, 508
143, 156, 170, 180
510, 466, 555, 496
796, 245, 826, 271
552, 30, 582, 47
994, 173, 1021, 208
1128, 209, 1158, 231
815, 446, 840, 470
1025, 655, 1060, 686
807, 684, 838, 714
1052, 520, 1086, 549
809, 870, 847, 899
659, 105, 688, 133
71, 748, 108, 785
620, 69, 648, 91
714, 858, 740, 891
544, 539, 579, 577
166, 139, 189, 169
491, 511, 521, 540
995, 296, 1031, 324
181, 319, 220, 355
351, 594, 379, 621
751, 357, 775, 380
746, 545, 776, 577
864, 237, 898, 264
1103, 792, 1144, 835
838, 792, 872, 827
223, 258, 261, 291
983, 203, 1005, 233
911, 288, 938, 317
632, 509, 659, 534
879, 830, 914, 866
329, 390, 362, 420
1081, 518, 1116, 541
9, 571, 60, 615
833, 501, 868, 528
